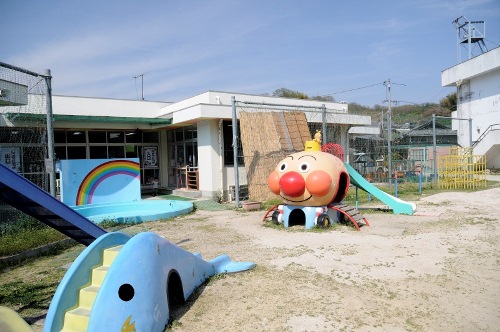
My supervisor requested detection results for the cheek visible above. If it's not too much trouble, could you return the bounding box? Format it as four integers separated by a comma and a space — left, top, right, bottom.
268, 171, 281, 194
305, 170, 333, 197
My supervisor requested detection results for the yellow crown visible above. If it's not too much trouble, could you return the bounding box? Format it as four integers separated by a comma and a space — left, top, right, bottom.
304, 140, 321, 151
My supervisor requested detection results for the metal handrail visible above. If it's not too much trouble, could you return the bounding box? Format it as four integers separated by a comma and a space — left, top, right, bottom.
472, 123, 500, 147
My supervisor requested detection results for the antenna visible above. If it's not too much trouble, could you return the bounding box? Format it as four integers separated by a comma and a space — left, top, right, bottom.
453, 16, 487, 62
133, 73, 146, 100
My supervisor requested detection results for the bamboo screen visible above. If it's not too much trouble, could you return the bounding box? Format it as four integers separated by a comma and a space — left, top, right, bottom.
239, 111, 311, 201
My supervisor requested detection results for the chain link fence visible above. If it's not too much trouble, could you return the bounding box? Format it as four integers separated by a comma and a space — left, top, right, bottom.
234, 100, 350, 201
0, 62, 51, 236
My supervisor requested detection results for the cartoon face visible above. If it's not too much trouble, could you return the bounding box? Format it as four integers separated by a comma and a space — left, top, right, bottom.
268, 151, 350, 206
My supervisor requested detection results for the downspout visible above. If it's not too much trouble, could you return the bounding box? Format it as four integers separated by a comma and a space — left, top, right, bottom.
218, 119, 224, 200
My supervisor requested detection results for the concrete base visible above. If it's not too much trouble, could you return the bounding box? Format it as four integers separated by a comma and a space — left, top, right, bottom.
172, 188, 202, 199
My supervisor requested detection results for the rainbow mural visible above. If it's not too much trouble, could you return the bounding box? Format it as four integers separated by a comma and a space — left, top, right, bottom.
75, 160, 140, 205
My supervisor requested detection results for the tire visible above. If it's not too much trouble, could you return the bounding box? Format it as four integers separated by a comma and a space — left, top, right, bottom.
271, 211, 280, 225
316, 214, 330, 228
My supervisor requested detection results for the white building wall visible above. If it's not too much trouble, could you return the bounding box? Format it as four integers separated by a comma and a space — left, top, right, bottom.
53, 95, 171, 118
197, 119, 222, 197
453, 70, 500, 148
442, 47, 500, 168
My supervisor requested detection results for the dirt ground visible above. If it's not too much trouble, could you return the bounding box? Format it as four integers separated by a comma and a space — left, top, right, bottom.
26, 186, 500, 331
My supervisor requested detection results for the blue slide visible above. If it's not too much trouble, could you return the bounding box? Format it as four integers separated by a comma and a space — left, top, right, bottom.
44, 232, 254, 331
345, 163, 416, 215
0, 163, 106, 245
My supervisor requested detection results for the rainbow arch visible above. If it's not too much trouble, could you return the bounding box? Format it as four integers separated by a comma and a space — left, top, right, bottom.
76, 160, 140, 206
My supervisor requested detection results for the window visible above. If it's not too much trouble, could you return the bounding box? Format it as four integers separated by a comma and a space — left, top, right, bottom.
89, 131, 107, 143
222, 120, 244, 166
89, 146, 107, 159
67, 146, 86, 159
54, 146, 67, 160
108, 146, 125, 158
143, 131, 159, 143
108, 131, 124, 143
125, 129, 142, 143
54, 130, 66, 143
67, 131, 86, 143
125, 145, 138, 158
54, 129, 159, 185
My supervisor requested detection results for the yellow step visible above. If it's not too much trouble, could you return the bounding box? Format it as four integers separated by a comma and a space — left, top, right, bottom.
91, 265, 109, 285
61, 244, 123, 332
61, 307, 90, 332
102, 245, 123, 266
78, 285, 99, 309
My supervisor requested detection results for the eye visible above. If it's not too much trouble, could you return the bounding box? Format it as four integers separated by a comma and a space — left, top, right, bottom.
278, 162, 288, 173
118, 283, 135, 301
298, 162, 311, 173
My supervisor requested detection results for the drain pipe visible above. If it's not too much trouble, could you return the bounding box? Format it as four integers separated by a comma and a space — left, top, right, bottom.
231, 96, 240, 208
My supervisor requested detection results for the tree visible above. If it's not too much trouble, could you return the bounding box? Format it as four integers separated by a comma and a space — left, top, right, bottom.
271, 88, 334, 102
439, 93, 457, 113
272, 88, 309, 99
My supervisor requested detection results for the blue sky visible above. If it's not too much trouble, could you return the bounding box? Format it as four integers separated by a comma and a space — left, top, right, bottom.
2, 0, 499, 107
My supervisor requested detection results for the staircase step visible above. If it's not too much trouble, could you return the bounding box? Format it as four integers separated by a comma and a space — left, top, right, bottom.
78, 285, 100, 309
91, 265, 109, 285
61, 307, 90, 332
352, 214, 366, 221
62, 245, 123, 332
103, 245, 123, 266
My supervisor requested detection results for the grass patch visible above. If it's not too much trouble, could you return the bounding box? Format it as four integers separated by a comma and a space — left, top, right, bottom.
0, 245, 82, 323
158, 194, 194, 201
261, 198, 282, 211
0, 280, 59, 312
0, 227, 67, 257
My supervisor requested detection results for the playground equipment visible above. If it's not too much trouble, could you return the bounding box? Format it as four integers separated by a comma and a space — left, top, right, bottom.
438, 147, 487, 190
45, 232, 254, 332
345, 163, 416, 215
0, 163, 254, 331
265, 137, 369, 230
264, 137, 417, 229
0, 163, 106, 245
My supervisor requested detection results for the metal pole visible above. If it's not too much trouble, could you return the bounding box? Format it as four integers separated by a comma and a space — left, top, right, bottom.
231, 96, 240, 208
432, 114, 437, 183
44, 69, 57, 197
355, 186, 358, 210
418, 171, 422, 194
468, 21, 472, 60
468, 118, 473, 149
346, 126, 350, 164
321, 104, 327, 145
394, 173, 398, 197
387, 79, 392, 185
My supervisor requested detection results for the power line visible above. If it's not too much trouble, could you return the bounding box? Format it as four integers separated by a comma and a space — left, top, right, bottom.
327, 82, 385, 96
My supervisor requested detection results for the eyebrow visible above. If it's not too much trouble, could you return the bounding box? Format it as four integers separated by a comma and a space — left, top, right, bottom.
298, 155, 317, 160
286, 155, 294, 160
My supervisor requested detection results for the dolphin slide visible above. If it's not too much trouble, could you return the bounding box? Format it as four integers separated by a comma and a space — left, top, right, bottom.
0, 163, 106, 245
44, 231, 254, 332
344, 163, 416, 215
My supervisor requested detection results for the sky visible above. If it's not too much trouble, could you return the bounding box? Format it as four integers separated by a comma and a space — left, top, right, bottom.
2, 0, 500, 107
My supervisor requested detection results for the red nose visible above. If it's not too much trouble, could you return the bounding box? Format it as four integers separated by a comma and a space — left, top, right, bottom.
279, 171, 305, 197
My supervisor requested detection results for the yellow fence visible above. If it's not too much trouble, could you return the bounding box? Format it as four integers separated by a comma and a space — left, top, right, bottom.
438, 148, 486, 189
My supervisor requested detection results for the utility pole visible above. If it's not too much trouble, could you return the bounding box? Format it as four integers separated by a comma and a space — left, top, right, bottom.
384, 79, 392, 184
133, 73, 145, 100
44, 69, 57, 197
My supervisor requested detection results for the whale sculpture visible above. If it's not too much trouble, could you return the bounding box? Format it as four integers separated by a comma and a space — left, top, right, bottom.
44, 232, 254, 332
